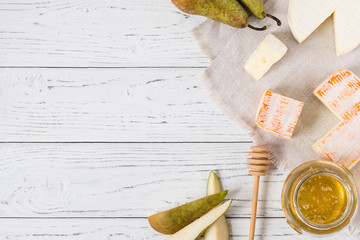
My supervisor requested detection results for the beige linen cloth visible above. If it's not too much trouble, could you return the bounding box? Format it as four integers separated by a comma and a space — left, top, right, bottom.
192, 0, 360, 238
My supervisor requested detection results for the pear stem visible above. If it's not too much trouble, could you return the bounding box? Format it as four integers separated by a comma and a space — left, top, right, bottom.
248, 24, 267, 31
266, 14, 282, 26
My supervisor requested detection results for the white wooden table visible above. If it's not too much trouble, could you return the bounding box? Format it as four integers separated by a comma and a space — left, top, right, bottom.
0, 1, 352, 239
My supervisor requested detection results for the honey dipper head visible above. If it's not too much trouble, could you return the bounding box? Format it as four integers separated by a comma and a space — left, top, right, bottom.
247, 146, 271, 176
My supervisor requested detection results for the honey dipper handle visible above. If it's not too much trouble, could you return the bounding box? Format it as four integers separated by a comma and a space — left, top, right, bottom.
249, 175, 260, 240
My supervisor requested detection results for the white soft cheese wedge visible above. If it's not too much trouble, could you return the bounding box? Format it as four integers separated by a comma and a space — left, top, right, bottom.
288, 0, 335, 44
334, 0, 360, 55
288, 0, 360, 56
167, 200, 232, 240
244, 34, 287, 80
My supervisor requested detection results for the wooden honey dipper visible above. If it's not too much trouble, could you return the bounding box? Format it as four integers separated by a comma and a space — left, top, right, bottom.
247, 146, 271, 240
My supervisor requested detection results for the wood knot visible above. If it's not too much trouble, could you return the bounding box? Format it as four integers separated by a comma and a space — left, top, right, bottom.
247, 146, 271, 176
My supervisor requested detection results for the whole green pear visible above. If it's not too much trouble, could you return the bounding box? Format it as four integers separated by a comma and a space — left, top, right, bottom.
171, 0, 248, 28
148, 190, 228, 234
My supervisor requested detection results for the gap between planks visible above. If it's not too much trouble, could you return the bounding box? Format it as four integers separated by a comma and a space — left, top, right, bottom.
0, 67, 207, 69
0, 217, 284, 219
0, 141, 254, 144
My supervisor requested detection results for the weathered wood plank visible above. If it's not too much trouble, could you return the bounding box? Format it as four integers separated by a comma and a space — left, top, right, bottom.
0, 218, 351, 240
0, 68, 249, 142
0, 0, 208, 67
0, 142, 287, 217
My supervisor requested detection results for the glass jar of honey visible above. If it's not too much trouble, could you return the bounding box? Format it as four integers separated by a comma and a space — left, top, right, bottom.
281, 160, 358, 235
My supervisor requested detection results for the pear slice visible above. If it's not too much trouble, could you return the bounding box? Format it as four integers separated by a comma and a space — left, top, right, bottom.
148, 190, 228, 234
167, 200, 232, 240
204, 171, 230, 240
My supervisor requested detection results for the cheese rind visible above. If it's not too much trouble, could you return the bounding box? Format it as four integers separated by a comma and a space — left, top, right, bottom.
313, 119, 360, 169
244, 34, 287, 80
313, 70, 360, 168
255, 90, 304, 139
313, 70, 360, 120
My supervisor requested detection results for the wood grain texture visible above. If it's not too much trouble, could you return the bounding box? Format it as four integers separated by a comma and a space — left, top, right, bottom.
0, 218, 351, 240
0, 2, 324, 239
0, 0, 209, 67
0, 68, 250, 142
0, 142, 287, 217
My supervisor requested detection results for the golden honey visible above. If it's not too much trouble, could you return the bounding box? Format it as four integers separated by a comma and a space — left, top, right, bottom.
296, 174, 347, 225
282, 160, 358, 235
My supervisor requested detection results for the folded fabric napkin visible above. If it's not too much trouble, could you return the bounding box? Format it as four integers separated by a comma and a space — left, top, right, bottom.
192, 0, 360, 238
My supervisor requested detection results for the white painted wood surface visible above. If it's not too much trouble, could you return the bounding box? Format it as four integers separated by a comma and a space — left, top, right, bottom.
0, 0, 208, 67
0, 1, 354, 239
0, 218, 351, 240
0, 142, 284, 217
0, 68, 248, 142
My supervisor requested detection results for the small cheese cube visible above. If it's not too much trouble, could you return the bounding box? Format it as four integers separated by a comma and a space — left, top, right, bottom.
255, 90, 304, 139
313, 69, 360, 168
244, 34, 288, 80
